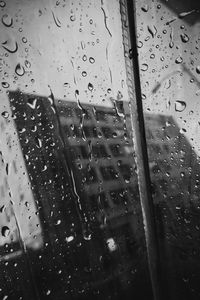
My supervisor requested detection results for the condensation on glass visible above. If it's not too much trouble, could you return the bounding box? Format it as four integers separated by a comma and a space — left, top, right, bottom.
0, 1, 153, 299
135, 0, 200, 299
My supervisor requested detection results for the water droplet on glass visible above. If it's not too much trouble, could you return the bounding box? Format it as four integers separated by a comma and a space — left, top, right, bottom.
83, 232, 92, 241
89, 57, 95, 64
82, 71, 87, 77
51, 10, 61, 27
180, 128, 186, 134
2, 41, 18, 53
150, 53, 155, 59
180, 171, 185, 177
147, 25, 157, 38
56, 219, 61, 225
70, 14, 76, 21
166, 18, 177, 25
169, 41, 174, 48
25, 60, 31, 68
22, 37, 27, 43
15, 63, 25, 76
117, 90, 123, 100
175, 100, 186, 112
175, 56, 183, 64
1, 226, 10, 237
27, 98, 37, 109
88, 82, 93, 91
1, 82, 9, 88
141, 63, 148, 71
180, 33, 189, 43
82, 55, 87, 61
1, 111, 9, 119
65, 235, 74, 243
141, 5, 149, 12
0, 1, 6, 8
196, 66, 200, 74
2, 14, 13, 27
142, 94, 146, 100
196, 89, 200, 96
137, 41, 143, 48
178, 10, 196, 19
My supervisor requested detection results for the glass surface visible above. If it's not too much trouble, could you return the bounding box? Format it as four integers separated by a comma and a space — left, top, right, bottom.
135, 0, 200, 299
0, 1, 153, 299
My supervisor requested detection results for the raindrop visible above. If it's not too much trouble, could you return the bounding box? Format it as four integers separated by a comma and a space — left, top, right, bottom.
0, 1, 6, 8
89, 57, 95, 64
142, 94, 146, 100
180, 128, 186, 134
25, 60, 31, 68
137, 41, 143, 48
1, 111, 9, 119
2, 14, 13, 27
180, 33, 189, 43
165, 79, 171, 89
196, 89, 200, 96
81, 41, 85, 49
166, 18, 177, 25
147, 25, 157, 38
0, 205, 5, 213
117, 90, 123, 100
129, 48, 133, 59
2, 41, 18, 53
140, 63, 148, 71
70, 14, 76, 21
35, 137, 42, 148
27, 98, 37, 109
66, 236, 74, 243
1, 226, 10, 237
15, 63, 25, 76
141, 5, 149, 12
83, 231, 92, 241
196, 66, 200, 74
82, 71, 87, 77
180, 171, 185, 177
88, 82, 93, 91
1, 82, 9, 88
51, 10, 61, 27
175, 56, 183, 64
82, 55, 87, 61
169, 41, 174, 48
178, 10, 196, 19
175, 100, 186, 112
22, 37, 27, 43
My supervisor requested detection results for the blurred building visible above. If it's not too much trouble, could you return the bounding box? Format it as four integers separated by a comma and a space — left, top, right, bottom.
7, 90, 146, 298
6, 89, 200, 299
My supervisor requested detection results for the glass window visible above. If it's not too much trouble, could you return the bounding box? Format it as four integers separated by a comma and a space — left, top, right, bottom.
135, 0, 200, 299
0, 1, 153, 300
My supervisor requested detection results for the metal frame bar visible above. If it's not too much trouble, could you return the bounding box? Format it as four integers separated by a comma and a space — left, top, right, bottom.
119, 0, 163, 299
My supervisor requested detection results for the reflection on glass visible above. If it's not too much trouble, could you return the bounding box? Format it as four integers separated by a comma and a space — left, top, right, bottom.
5, 90, 152, 299
135, 0, 200, 299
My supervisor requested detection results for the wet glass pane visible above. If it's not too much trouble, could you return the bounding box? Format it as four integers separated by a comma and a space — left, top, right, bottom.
0, 1, 153, 299
135, 0, 200, 299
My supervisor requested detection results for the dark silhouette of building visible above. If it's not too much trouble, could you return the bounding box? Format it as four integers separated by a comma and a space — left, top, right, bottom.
3, 89, 200, 299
